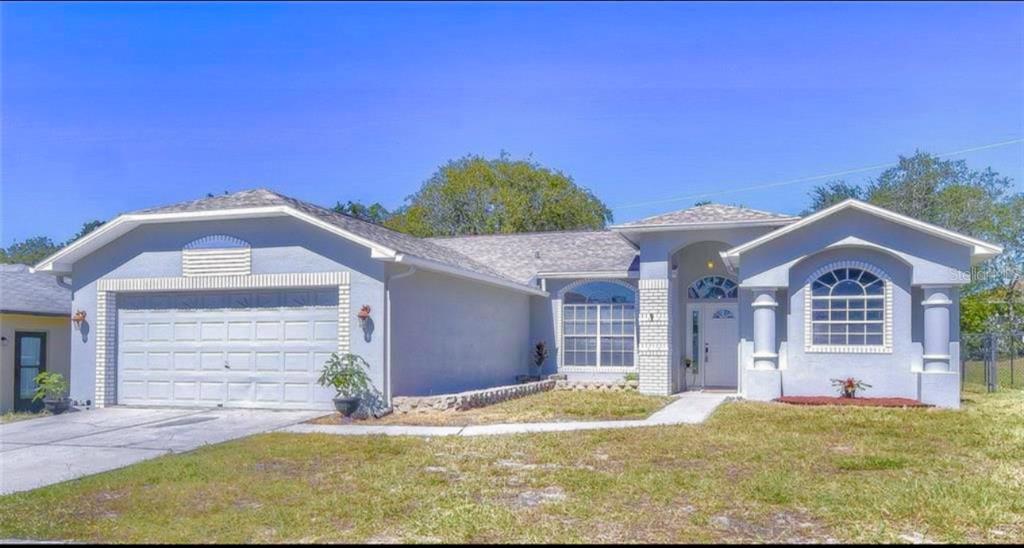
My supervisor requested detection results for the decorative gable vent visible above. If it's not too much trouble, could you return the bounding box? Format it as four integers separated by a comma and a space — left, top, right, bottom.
182, 235, 251, 277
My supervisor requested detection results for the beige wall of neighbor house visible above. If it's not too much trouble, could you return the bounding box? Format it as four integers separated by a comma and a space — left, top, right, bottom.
0, 313, 72, 413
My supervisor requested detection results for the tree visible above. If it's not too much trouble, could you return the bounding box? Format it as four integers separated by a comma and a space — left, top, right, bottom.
68, 220, 105, 243
0, 236, 62, 266
384, 153, 612, 237
332, 201, 391, 225
803, 180, 864, 214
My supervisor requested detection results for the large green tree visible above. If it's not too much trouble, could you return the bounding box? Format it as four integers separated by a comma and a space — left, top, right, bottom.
383, 153, 612, 237
0, 236, 62, 266
1, 220, 107, 265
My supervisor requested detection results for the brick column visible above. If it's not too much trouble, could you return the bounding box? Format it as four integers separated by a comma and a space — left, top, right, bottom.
638, 278, 672, 395
93, 291, 118, 408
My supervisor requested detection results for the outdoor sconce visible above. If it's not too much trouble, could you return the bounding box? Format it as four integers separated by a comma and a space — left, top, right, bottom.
706, 259, 715, 270
72, 310, 87, 330
357, 305, 372, 328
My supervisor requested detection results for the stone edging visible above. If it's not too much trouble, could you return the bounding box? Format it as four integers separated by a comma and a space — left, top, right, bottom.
392, 379, 557, 414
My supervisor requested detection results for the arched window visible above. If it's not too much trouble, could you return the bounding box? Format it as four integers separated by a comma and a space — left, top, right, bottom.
561, 281, 636, 368
688, 276, 738, 299
809, 266, 886, 348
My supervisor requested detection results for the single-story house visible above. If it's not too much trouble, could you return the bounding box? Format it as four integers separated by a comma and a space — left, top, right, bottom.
32, 189, 1001, 411
1, 264, 72, 412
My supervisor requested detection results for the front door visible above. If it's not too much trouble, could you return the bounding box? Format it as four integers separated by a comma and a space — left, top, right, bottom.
14, 332, 47, 412
685, 303, 738, 389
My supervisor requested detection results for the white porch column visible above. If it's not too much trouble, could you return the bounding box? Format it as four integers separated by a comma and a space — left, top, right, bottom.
751, 289, 779, 370
919, 285, 959, 408
638, 278, 672, 395
921, 286, 953, 372
744, 287, 782, 401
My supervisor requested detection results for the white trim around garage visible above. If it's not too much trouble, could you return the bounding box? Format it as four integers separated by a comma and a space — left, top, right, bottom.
92, 271, 351, 408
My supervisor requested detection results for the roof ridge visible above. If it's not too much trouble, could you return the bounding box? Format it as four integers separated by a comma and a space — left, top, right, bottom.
428, 228, 616, 240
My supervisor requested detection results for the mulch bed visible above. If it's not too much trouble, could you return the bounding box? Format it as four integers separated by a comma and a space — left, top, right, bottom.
775, 396, 931, 408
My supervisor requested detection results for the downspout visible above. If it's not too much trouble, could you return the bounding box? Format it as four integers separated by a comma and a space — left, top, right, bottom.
384, 264, 416, 408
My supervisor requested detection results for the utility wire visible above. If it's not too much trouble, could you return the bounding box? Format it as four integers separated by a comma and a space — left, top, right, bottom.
612, 137, 1024, 211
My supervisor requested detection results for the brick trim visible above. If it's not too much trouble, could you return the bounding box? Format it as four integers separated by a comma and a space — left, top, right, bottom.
92, 272, 351, 407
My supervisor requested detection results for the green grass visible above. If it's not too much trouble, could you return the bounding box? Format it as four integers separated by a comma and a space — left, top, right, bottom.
1, 387, 1022, 543
0, 411, 47, 424
313, 389, 674, 426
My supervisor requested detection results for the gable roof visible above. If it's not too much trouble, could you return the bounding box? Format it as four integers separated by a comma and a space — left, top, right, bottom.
721, 199, 1003, 267
1, 264, 71, 316
33, 189, 546, 296
429, 230, 639, 284
613, 203, 799, 232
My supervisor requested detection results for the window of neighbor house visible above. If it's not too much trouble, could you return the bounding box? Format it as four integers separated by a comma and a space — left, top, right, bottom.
562, 281, 636, 367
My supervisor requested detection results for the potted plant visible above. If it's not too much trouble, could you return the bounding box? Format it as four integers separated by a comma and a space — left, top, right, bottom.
317, 353, 373, 416
32, 372, 71, 414
831, 377, 871, 398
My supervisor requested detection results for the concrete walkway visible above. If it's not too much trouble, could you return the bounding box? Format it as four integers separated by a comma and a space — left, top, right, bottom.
283, 391, 733, 438
0, 407, 322, 495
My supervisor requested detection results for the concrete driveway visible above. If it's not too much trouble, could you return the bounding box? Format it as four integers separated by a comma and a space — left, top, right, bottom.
0, 407, 325, 495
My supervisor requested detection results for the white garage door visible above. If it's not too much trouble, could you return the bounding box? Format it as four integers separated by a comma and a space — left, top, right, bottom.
117, 289, 339, 410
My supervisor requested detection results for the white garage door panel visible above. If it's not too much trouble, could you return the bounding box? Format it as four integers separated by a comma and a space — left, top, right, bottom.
117, 290, 339, 410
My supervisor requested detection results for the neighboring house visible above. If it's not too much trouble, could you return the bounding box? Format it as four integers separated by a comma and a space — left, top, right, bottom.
0, 264, 72, 412
33, 189, 1001, 411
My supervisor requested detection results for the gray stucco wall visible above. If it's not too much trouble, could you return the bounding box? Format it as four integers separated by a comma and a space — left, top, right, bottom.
389, 267, 531, 396
782, 247, 918, 398
68, 217, 386, 407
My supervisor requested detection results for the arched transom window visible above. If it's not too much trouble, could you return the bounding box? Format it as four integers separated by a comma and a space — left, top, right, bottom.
562, 281, 636, 368
809, 266, 887, 348
688, 276, 738, 300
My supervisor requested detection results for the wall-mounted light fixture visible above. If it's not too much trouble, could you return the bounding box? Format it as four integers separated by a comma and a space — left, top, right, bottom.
0, 336, 7, 347
706, 259, 715, 270
357, 305, 372, 328
72, 310, 87, 330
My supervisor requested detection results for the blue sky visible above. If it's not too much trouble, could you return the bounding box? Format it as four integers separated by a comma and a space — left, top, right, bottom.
2, 1, 1022, 245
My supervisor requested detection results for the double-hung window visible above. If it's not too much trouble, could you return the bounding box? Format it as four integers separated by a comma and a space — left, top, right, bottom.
562, 282, 636, 368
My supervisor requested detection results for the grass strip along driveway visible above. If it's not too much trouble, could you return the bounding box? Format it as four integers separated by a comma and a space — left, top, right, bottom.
0, 386, 1021, 543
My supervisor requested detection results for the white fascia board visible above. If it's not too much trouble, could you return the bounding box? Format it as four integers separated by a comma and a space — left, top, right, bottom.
721, 199, 1003, 267
610, 218, 798, 233
33, 206, 399, 274
388, 253, 548, 297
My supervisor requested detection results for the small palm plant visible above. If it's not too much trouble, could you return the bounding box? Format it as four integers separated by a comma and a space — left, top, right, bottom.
317, 353, 373, 416
831, 377, 871, 398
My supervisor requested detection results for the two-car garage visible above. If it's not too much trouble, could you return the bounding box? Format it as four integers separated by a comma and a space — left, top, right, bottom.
116, 288, 341, 410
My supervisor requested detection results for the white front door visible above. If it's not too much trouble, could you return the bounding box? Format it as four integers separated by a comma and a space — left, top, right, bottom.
685, 303, 739, 389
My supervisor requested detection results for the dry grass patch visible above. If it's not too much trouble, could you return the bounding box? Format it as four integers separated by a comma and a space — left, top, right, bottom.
0, 411, 48, 424
1, 385, 1021, 543
309, 389, 673, 426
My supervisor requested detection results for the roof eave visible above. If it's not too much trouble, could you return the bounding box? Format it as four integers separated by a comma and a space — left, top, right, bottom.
33, 206, 401, 274
387, 253, 548, 297
721, 199, 1004, 265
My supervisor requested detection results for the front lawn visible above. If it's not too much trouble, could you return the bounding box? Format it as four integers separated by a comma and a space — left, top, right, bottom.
1, 386, 1021, 543
310, 389, 673, 426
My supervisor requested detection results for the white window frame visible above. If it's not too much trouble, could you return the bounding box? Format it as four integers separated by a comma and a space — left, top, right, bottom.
556, 279, 638, 373
804, 261, 893, 354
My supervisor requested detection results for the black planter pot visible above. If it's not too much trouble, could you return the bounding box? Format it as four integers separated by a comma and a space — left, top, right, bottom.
333, 396, 361, 417
43, 397, 71, 415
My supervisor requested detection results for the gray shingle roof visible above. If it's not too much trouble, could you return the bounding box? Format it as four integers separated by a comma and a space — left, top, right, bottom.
616, 203, 798, 228
134, 189, 520, 286
0, 264, 71, 316
429, 231, 638, 284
